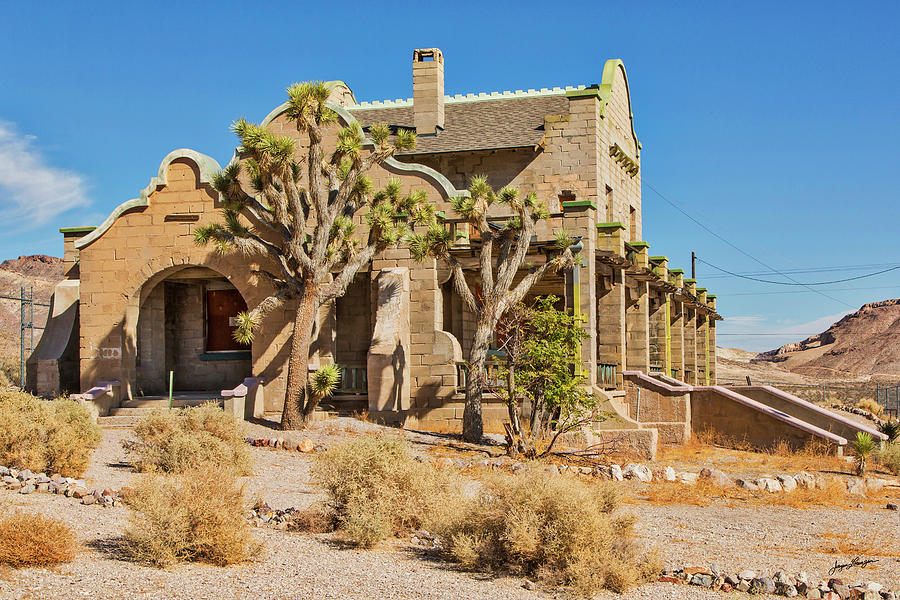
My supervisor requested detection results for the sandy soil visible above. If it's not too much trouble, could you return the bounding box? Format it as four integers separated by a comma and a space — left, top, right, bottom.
1, 421, 898, 599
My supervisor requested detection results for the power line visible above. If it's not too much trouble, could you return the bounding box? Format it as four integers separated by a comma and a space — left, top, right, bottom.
716, 333, 819, 336
728, 285, 900, 297
644, 180, 855, 309
702, 262, 900, 279
697, 257, 900, 286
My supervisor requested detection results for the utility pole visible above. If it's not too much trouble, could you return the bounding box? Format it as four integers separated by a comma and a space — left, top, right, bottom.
691, 251, 696, 279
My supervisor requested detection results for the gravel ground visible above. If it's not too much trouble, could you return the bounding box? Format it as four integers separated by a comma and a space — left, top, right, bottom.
1, 421, 898, 599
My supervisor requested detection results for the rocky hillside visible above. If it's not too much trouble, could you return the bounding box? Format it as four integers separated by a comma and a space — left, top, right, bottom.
754, 299, 900, 380
0, 255, 64, 375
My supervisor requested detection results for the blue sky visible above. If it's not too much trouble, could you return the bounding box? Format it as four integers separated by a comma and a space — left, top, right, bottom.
1, 0, 898, 352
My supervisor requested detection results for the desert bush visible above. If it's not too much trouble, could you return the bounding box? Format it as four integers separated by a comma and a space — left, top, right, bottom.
878, 420, 899, 444
851, 432, 876, 475
312, 436, 456, 548
125, 467, 256, 566
0, 390, 101, 476
431, 470, 660, 594
0, 512, 77, 567
856, 398, 883, 416
876, 443, 900, 475
125, 403, 251, 475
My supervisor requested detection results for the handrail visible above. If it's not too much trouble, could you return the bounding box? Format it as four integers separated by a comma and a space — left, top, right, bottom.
623, 370, 691, 393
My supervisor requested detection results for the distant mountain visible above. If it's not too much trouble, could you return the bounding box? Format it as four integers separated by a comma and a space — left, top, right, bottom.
0, 255, 64, 366
754, 299, 900, 380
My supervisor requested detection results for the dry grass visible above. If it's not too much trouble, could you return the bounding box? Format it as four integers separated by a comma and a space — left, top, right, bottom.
815, 529, 899, 557
124, 467, 257, 567
0, 390, 101, 476
658, 430, 848, 474
876, 443, 900, 475
431, 470, 660, 594
312, 435, 456, 548
0, 512, 77, 568
125, 403, 251, 475
856, 398, 884, 416
645, 476, 864, 509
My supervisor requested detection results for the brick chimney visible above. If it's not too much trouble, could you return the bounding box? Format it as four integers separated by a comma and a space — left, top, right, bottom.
413, 48, 444, 135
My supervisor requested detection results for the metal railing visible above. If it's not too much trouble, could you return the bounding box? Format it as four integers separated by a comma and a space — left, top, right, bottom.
597, 361, 618, 389
456, 360, 503, 393
0, 286, 51, 389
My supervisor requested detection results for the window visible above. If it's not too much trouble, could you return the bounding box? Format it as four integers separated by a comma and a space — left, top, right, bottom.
605, 186, 614, 222
206, 288, 248, 351
629, 205, 637, 242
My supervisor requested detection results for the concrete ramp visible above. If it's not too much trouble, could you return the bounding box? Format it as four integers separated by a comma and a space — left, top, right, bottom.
726, 385, 887, 444
26, 280, 80, 395
692, 385, 847, 451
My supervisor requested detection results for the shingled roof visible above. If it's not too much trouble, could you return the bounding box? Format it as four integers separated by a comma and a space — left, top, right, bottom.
348, 92, 572, 155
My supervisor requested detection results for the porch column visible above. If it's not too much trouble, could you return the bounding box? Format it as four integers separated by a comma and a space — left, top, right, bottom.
648, 289, 668, 373
596, 267, 626, 388
669, 296, 685, 380
367, 267, 411, 413
625, 277, 649, 373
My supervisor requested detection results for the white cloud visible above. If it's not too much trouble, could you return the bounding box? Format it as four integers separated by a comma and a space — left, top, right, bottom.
718, 310, 853, 352
0, 120, 91, 227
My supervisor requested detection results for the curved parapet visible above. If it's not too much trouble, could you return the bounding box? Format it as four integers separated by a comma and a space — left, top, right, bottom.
26, 280, 81, 396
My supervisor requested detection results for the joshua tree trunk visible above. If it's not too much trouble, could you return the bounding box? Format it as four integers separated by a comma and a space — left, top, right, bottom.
280, 284, 319, 430
463, 320, 494, 443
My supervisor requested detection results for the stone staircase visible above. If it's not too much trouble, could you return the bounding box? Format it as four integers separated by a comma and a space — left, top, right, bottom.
96, 393, 223, 428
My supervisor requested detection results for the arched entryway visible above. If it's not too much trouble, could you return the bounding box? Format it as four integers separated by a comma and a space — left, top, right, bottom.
135, 266, 252, 396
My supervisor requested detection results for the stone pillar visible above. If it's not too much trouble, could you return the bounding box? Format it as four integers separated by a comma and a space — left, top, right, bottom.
648, 289, 667, 372
683, 306, 697, 385
625, 278, 649, 373
596, 267, 626, 387
367, 268, 411, 413
708, 317, 717, 384
697, 312, 709, 385
669, 297, 685, 381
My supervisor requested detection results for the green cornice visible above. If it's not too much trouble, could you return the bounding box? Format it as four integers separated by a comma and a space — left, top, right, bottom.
562, 200, 597, 210
630, 241, 650, 249
649, 255, 668, 261
59, 226, 97, 234
75, 149, 222, 250
596, 221, 625, 230
707, 294, 717, 299
668, 268, 684, 275
696, 287, 707, 292
683, 278, 697, 284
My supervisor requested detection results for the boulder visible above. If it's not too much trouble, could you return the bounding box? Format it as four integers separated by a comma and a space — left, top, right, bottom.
690, 574, 713, 587
846, 478, 867, 496
676, 472, 699, 485
699, 467, 731, 487
663, 466, 676, 481
750, 577, 776, 595
623, 463, 653, 482
738, 569, 756, 581
755, 478, 783, 493
737, 478, 759, 491
795, 471, 817, 489
298, 439, 315, 453
610, 464, 623, 481
18, 484, 35, 494
777, 474, 798, 492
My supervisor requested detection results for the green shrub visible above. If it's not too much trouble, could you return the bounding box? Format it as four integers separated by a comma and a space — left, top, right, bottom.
0, 390, 101, 476
876, 443, 900, 475
125, 467, 256, 567
851, 431, 876, 475
125, 403, 251, 475
878, 420, 899, 444
312, 436, 456, 548
431, 470, 660, 594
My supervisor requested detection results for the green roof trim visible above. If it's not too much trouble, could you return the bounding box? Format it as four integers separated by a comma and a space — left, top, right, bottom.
683, 278, 697, 284
696, 287, 707, 293
669, 268, 684, 274
630, 241, 650, 249
649, 255, 668, 261
566, 60, 640, 157
707, 294, 717, 299
562, 200, 598, 210
59, 226, 97, 234
596, 222, 625, 229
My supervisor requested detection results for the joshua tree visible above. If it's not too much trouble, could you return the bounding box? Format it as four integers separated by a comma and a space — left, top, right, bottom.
196, 82, 434, 429
851, 431, 875, 476
409, 176, 575, 443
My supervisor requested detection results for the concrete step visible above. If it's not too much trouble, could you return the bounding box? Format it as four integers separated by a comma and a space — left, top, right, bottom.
108, 407, 159, 416
121, 398, 223, 409
97, 415, 144, 428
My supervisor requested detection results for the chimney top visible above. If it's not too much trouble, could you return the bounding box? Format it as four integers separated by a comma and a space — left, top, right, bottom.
413, 48, 444, 135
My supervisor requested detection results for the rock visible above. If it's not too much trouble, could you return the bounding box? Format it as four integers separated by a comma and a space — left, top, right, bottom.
676, 472, 699, 485
610, 464, 623, 481
699, 467, 731, 487
798, 581, 810, 595
690, 574, 713, 587
663, 466, 676, 481
795, 471, 817, 489
1, 475, 16, 485
721, 582, 733, 593
0, 466, 7, 475
756, 477, 783, 493
511, 462, 527, 473
806, 589, 822, 600
18, 484, 35, 494
298, 439, 314, 453
313, 444, 327, 453
736, 580, 751, 593
737, 478, 759, 491
436, 457, 454, 469
750, 577, 776, 595
709, 563, 721, 578
81, 494, 96, 505
738, 569, 757, 581
886, 503, 898, 511
36, 482, 49, 492
71, 487, 89, 498
622, 463, 652, 482
544, 464, 559, 476
867, 478, 889, 492
725, 574, 740, 586
658, 575, 681, 584
831, 582, 851, 598
867, 583, 884, 593
777, 474, 798, 492
847, 478, 867, 496
522, 579, 537, 591
773, 571, 791, 584
779, 583, 799, 597
822, 591, 841, 600
18, 469, 33, 480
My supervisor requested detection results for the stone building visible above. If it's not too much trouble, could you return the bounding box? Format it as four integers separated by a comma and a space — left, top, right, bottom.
33, 48, 727, 438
